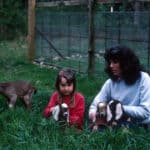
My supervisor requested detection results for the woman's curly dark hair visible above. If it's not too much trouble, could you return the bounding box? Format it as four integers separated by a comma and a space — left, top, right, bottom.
104, 45, 143, 85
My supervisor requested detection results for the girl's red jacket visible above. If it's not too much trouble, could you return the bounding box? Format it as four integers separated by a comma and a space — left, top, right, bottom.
44, 91, 85, 129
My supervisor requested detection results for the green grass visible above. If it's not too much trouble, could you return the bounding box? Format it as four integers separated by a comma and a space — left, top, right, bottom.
0, 39, 150, 150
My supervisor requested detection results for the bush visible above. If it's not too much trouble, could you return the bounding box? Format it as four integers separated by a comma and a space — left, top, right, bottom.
0, 0, 27, 40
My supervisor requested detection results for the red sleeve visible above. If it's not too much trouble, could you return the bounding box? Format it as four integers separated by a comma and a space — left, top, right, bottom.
69, 93, 85, 129
43, 92, 58, 118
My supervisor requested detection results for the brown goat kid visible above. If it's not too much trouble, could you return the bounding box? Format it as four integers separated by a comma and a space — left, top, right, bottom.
91, 102, 108, 131
0, 80, 37, 110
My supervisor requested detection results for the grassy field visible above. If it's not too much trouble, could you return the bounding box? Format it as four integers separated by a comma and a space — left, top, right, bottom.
0, 39, 150, 150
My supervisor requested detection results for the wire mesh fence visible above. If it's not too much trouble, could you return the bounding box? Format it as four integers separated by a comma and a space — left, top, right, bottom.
35, 9, 150, 74
35, 9, 89, 73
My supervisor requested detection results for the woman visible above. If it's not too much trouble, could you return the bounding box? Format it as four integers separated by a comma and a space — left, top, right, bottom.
89, 45, 150, 127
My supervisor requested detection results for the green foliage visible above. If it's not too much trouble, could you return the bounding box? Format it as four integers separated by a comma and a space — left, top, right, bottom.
0, 39, 150, 149
0, 0, 27, 40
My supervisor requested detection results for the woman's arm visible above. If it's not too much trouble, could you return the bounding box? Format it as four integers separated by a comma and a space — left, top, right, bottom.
89, 80, 111, 119
123, 73, 150, 122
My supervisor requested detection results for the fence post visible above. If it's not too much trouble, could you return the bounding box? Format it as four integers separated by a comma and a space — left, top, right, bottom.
118, 13, 121, 44
28, 0, 35, 62
0, 1, 3, 37
148, 15, 150, 73
88, 0, 95, 75
104, 12, 107, 50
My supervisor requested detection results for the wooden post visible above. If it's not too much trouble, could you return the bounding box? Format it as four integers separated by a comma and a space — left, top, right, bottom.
0, 0, 4, 35
28, 0, 35, 62
88, 0, 95, 75
134, 1, 140, 25
147, 16, 150, 73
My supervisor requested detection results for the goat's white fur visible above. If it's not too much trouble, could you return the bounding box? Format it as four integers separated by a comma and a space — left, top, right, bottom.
9, 103, 14, 108
61, 103, 68, 108
115, 103, 123, 120
52, 103, 69, 122
106, 104, 112, 122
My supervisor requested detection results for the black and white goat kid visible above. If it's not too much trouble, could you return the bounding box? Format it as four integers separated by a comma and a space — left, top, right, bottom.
106, 100, 131, 127
52, 103, 69, 125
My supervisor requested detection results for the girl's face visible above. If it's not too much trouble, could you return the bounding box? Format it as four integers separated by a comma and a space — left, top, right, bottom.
59, 77, 74, 96
109, 60, 122, 77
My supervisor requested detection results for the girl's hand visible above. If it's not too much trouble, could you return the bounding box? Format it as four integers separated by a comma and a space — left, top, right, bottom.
50, 107, 55, 113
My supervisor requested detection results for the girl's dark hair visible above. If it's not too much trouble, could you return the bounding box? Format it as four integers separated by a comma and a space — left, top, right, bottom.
104, 45, 142, 85
55, 68, 76, 96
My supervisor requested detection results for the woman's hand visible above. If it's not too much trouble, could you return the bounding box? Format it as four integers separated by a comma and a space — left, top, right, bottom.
89, 112, 96, 122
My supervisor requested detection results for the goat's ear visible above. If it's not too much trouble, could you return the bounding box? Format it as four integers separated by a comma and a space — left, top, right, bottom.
52, 105, 60, 121
115, 103, 123, 120
106, 105, 112, 122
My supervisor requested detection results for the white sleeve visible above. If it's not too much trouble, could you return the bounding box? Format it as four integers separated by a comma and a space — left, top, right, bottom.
123, 73, 150, 123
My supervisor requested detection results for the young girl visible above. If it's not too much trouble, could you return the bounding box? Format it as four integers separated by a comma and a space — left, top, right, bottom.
44, 69, 85, 130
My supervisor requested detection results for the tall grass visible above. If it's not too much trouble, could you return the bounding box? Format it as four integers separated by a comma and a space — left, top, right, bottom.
0, 39, 149, 149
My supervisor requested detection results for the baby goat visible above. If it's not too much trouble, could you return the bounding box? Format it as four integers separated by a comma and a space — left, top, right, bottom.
0, 80, 37, 110
107, 100, 131, 127
91, 102, 108, 131
52, 103, 69, 124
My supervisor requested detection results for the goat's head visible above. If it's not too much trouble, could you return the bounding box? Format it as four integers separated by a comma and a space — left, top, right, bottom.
91, 102, 108, 131
97, 102, 107, 118
59, 103, 69, 122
